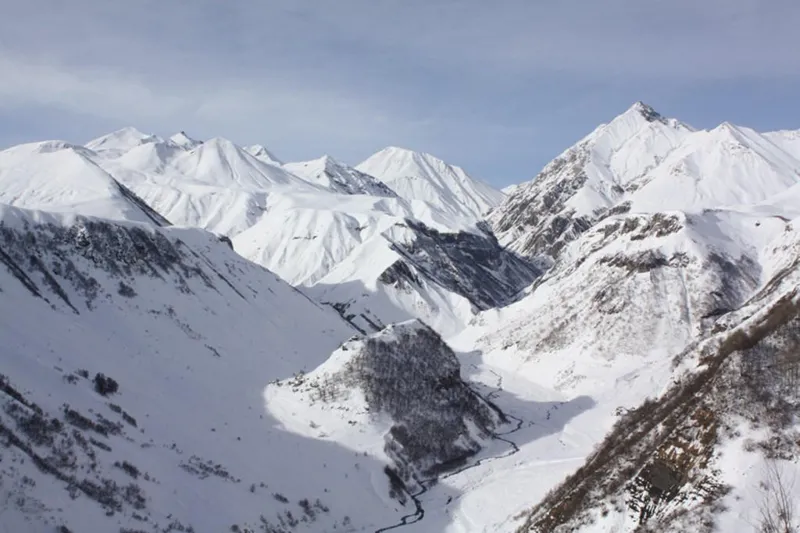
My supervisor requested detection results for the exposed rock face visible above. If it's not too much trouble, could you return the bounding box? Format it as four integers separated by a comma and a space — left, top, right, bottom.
487, 147, 596, 261
487, 102, 692, 262
384, 220, 542, 311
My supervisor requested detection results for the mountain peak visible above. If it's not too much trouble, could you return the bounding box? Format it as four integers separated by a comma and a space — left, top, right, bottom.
169, 131, 202, 150
244, 144, 283, 165
86, 127, 161, 155
375, 146, 442, 166
629, 101, 663, 122
610, 101, 669, 127
284, 154, 396, 197
357, 146, 503, 219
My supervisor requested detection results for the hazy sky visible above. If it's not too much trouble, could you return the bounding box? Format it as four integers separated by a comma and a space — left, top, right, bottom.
2, 0, 799, 186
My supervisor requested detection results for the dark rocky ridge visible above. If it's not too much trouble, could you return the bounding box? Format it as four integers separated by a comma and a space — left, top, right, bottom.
381, 219, 541, 311
0, 216, 231, 311
487, 145, 598, 261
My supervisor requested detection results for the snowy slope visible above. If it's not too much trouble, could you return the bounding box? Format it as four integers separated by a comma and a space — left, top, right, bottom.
91, 135, 321, 237
0, 204, 446, 532
512, 222, 800, 532
285, 155, 397, 197
169, 137, 312, 190
764, 128, 800, 158
357, 146, 505, 220
626, 122, 800, 213
234, 192, 538, 336
267, 320, 508, 494
488, 102, 694, 261
85, 127, 163, 158
0, 141, 169, 226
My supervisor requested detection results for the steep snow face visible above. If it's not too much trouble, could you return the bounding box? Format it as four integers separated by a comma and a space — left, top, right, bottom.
168, 131, 202, 150
170, 137, 312, 190
284, 155, 397, 197
430, 209, 796, 533
488, 102, 693, 261
266, 320, 506, 491
626, 123, 800, 213
357, 146, 504, 220
0, 141, 169, 226
90, 136, 321, 236
85, 127, 163, 158
764, 128, 800, 158
245, 144, 283, 165
0, 205, 432, 533
233, 192, 417, 286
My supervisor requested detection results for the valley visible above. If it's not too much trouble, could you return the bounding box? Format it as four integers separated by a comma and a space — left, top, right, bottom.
1, 101, 799, 532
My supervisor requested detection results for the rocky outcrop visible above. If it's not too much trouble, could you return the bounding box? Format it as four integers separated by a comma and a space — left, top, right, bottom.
383, 219, 541, 311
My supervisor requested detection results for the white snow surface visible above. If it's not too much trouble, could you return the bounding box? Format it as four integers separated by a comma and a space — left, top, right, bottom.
491, 102, 800, 261
284, 155, 397, 197
85, 127, 163, 158
357, 146, 505, 220
0, 141, 167, 225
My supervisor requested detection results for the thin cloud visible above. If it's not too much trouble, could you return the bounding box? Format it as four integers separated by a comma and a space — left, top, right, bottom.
0, 0, 798, 183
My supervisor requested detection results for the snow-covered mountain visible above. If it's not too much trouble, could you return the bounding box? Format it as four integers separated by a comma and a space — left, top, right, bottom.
284, 155, 397, 197
487, 102, 694, 262
7, 129, 531, 336
90, 134, 320, 236
267, 320, 509, 494
233, 192, 538, 336
85, 127, 163, 158
0, 141, 169, 226
513, 222, 800, 532
463, 103, 800, 532
3, 101, 800, 533
488, 102, 800, 265
0, 202, 522, 532
357, 146, 505, 220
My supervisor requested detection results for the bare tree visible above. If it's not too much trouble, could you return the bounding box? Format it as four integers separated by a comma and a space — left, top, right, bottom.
757, 459, 798, 533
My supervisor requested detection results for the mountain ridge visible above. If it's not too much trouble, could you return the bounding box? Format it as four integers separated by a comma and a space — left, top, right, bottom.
2, 101, 800, 533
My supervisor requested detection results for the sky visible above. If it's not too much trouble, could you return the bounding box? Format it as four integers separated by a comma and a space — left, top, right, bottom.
1, 0, 799, 187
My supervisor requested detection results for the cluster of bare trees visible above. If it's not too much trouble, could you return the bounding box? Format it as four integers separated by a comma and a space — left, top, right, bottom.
757, 460, 797, 533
